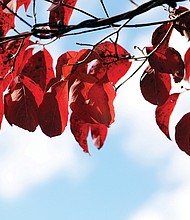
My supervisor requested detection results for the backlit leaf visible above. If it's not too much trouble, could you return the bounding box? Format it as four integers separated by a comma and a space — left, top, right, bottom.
147, 47, 184, 82
91, 124, 107, 149
56, 51, 78, 79
38, 80, 68, 137
140, 66, 171, 105
17, 0, 31, 11
184, 47, 190, 81
156, 93, 180, 139
152, 23, 173, 52
0, 74, 12, 128
87, 82, 115, 126
94, 41, 132, 84
70, 113, 89, 153
0, 3, 15, 36
173, 6, 190, 40
4, 76, 43, 132
175, 112, 190, 155
49, 0, 77, 26
21, 49, 55, 91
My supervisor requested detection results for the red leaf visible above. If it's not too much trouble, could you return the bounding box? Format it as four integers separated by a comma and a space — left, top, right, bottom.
69, 77, 98, 124
102, 82, 116, 124
70, 113, 107, 153
38, 80, 68, 137
0, 38, 33, 78
70, 79, 116, 126
49, 0, 77, 26
17, 0, 31, 11
94, 41, 132, 84
4, 76, 43, 132
21, 75, 44, 106
152, 23, 173, 52
173, 6, 190, 40
21, 49, 55, 91
0, 83, 3, 129
91, 124, 107, 149
140, 66, 171, 105
56, 49, 98, 82
184, 47, 190, 81
175, 112, 190, 155
147, 47, 184, 83
86, 82, 114, 126
95, 41, 129, 62
70, 113, 89, 153
2, 0, 16, 13
156, 93, 180, 139
56, 51, 78, 79
0, 74, 12, 128
0, 3, 15, 36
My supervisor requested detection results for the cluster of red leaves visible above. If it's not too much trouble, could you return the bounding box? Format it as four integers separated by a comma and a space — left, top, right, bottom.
1, 1, 190, 155
0, 0, 132, 153
55, 42, 131, 153
0, 40, 131, 153
140, 6, 190, 156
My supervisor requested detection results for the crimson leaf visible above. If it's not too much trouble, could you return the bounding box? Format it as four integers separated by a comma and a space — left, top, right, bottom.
156, 93, 180, 139
38, 80, 68, 137
175, 112, 190, 155
4, 76, 43, 132
140, 66, 171, 106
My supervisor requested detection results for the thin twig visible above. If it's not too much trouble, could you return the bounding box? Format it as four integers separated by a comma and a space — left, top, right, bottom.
33, 0, 37, 24
100, 0, 109, 18
129, 0, 139, 7
115, 59, 147, 91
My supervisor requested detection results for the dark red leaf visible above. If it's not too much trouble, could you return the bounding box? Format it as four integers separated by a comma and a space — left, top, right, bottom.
70, 78, 116, 126
49, 0, 77, 26
0, 3, 15, 36
175, 112, 190, 155
69, 76, 98, 124
140, 66, 171, 105
0, 74, 12, 128
156, 93, 180, 139
0, 38, 33, 78
21, 49, 55, 91
21, 75, 44, 106
95, 41, 129, 62
70, 113, 90, 153
152, 23, 173, 52
147, 47, 184, 82
91, 124, 107, 149
94, 41, 132, 84
184, 47, 190, 81
56, 51, 78, 79
87, 82, 115, 126
70, 113, 107, 153
57, 49, 98, 83
4, 76, 43, 132
173, 7, 190, 40
38, 80, 68, 137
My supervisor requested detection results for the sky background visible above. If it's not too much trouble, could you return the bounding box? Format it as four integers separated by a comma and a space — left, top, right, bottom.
1, 0, 190, 220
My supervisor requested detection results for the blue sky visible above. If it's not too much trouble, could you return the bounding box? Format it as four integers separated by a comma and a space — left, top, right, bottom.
1, 1, 190, 220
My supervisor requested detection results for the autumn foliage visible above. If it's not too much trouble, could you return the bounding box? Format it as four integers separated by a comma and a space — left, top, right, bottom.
1, 0, 190, 155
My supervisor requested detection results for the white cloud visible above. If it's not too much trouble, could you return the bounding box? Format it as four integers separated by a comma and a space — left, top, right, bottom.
0, 120, 92, 199
128, 183, 190, 220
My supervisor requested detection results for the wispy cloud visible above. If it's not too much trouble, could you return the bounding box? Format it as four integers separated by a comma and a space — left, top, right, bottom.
0, 121, 92, 199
